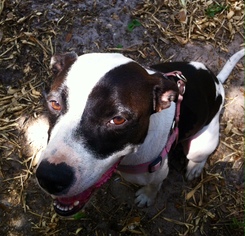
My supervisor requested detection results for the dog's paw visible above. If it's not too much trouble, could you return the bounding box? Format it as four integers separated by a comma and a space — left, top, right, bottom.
135, 185, 159, 207
185, 160, 206, 181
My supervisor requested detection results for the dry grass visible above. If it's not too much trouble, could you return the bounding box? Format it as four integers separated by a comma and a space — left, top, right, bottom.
132, 0, 244, 49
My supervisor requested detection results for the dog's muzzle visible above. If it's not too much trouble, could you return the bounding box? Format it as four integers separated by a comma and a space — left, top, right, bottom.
36, 159, 119, 216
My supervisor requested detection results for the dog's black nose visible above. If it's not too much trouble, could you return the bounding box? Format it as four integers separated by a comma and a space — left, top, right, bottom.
36, 160, 75, 195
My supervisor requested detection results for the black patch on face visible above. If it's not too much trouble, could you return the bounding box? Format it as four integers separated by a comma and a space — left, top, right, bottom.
74, 62, 157, 158
44, 52, 77, 141
45, 85, 68, 140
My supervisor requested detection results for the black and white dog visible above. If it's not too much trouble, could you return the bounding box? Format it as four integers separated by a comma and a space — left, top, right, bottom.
36, 49, 244, 216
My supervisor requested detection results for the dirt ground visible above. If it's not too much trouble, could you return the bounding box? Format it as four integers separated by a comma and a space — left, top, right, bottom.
0, 1, 244, 236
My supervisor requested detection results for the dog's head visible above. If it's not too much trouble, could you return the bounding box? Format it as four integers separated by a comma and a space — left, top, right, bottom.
36, 52, 178, 216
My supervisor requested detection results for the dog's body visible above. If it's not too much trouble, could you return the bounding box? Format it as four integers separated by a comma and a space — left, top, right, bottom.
36, 49, 244, 216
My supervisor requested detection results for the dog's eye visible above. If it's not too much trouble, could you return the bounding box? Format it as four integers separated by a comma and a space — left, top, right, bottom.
109, 116, 126, 125
50, 100, 61, 111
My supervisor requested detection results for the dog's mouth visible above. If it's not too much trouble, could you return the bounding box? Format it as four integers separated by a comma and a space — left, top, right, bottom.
52, 161, 119, 217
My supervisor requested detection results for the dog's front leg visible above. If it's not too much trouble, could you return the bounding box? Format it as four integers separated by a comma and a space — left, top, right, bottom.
120, 159, 169, 207
135, 182, 162, 207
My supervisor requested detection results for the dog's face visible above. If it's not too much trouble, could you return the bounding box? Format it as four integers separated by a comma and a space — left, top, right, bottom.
36, 52, 178, 216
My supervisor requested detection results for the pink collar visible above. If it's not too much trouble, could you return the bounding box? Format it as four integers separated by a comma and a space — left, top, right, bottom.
117, 71, 187, 174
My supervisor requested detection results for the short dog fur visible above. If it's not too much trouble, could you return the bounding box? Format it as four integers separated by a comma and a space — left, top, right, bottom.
36, 49, 244, 216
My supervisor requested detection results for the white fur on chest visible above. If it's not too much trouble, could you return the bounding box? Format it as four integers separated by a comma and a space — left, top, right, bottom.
121, 102, 176, 165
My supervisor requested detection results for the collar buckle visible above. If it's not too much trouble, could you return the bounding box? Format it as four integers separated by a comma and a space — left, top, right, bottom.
148, 155, 163, 173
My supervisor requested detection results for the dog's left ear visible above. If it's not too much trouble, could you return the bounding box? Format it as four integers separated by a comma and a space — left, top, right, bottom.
50, 52, 78, 76
153, 76, 179, 112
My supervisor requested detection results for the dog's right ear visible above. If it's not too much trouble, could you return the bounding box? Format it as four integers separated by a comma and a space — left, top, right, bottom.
50, 52, 78, 76
152, 75, 179, 112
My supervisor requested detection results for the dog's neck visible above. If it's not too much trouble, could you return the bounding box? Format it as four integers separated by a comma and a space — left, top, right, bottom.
121, 103, 176, 165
